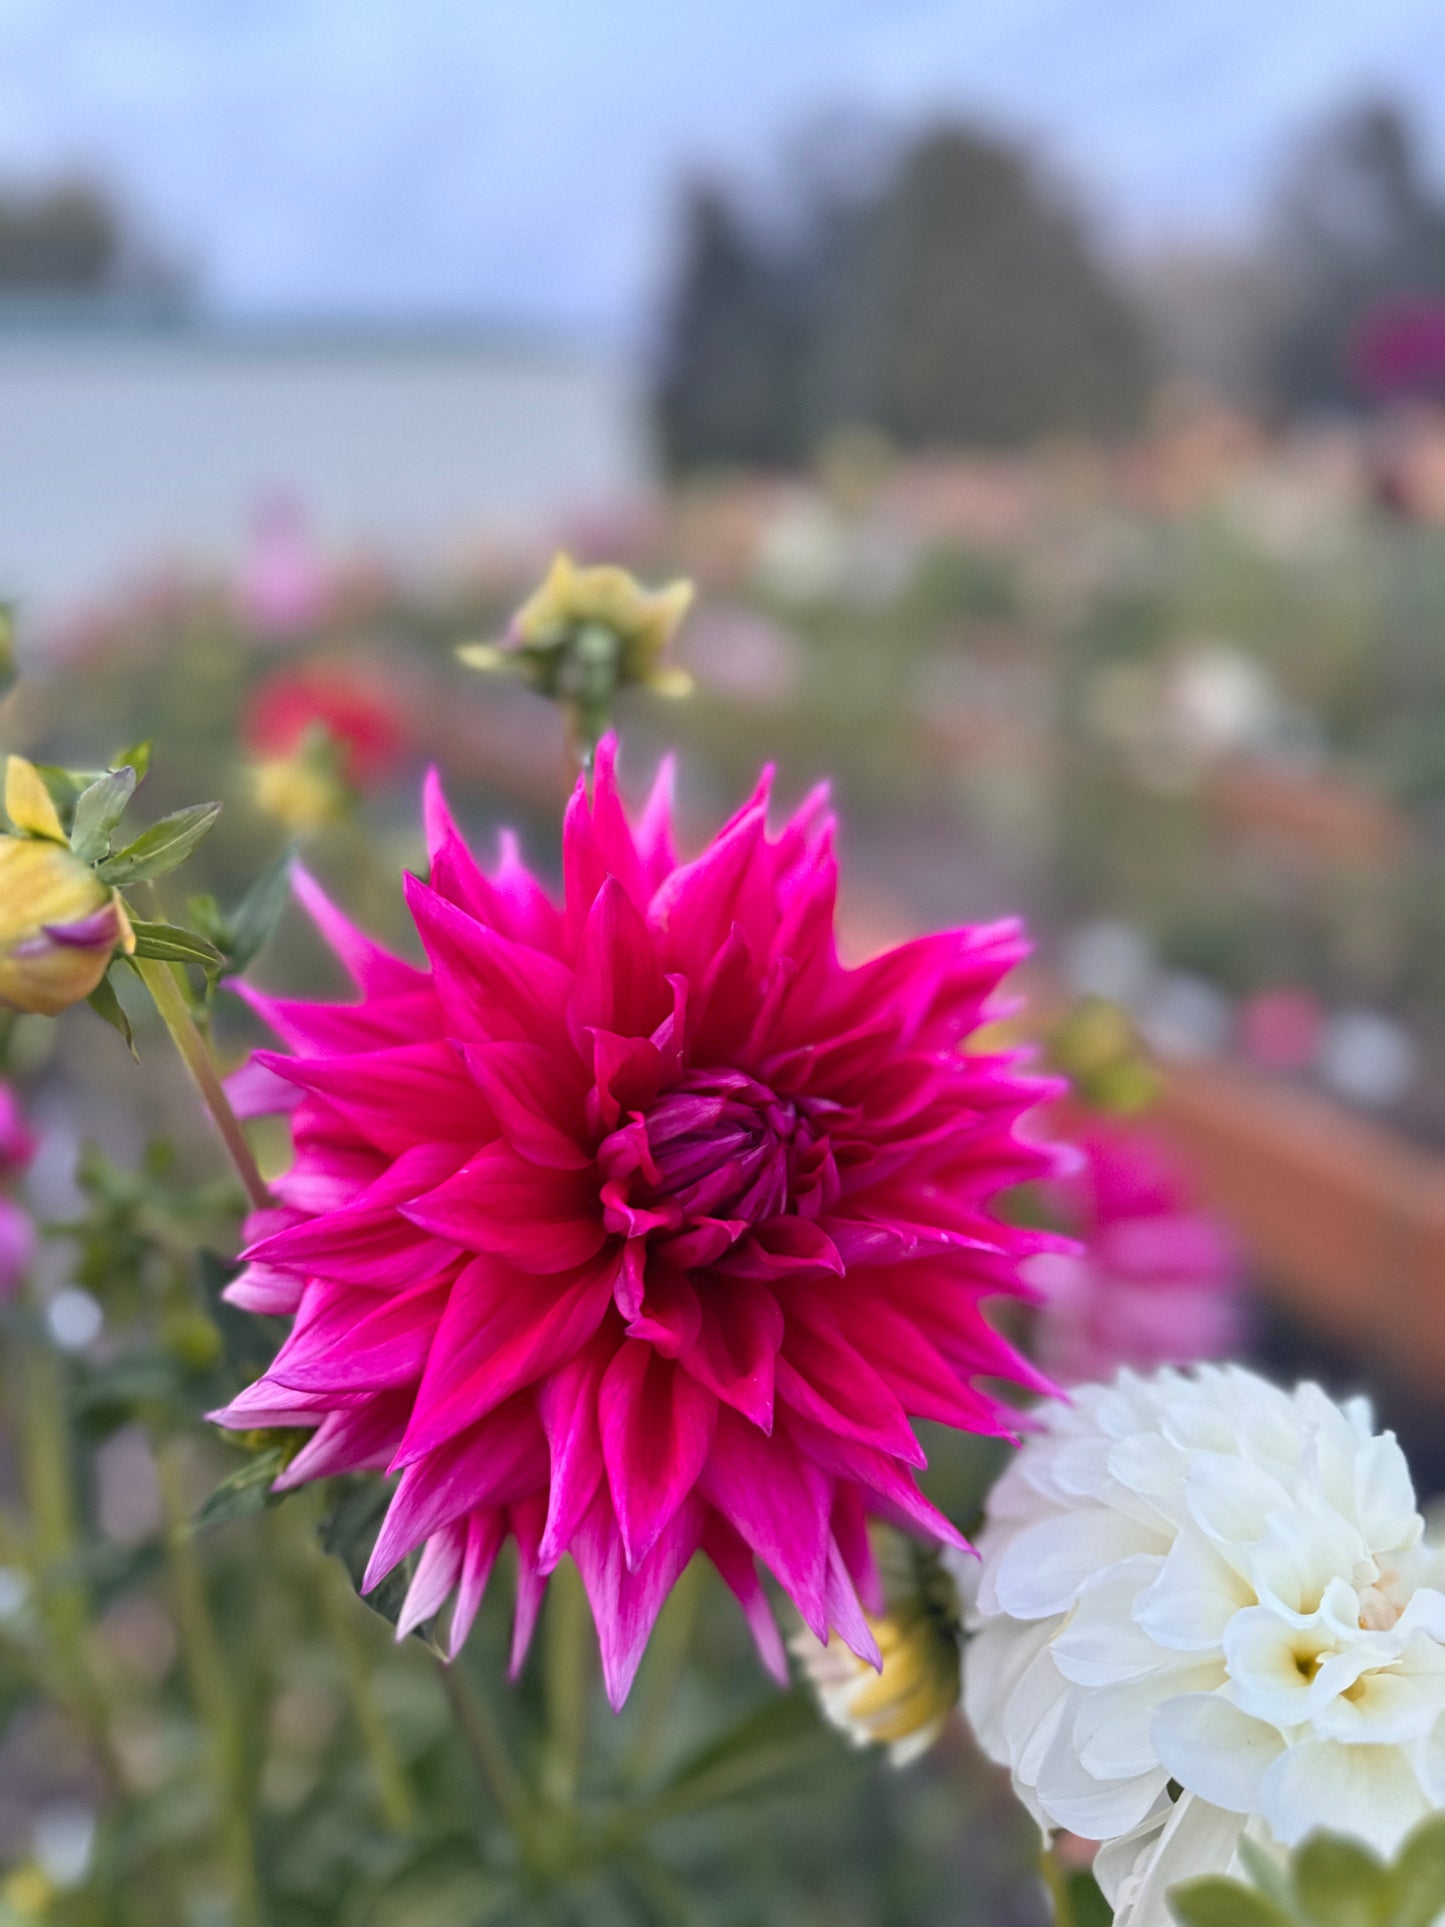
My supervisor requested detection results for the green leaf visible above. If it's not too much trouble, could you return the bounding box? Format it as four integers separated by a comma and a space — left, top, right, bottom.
31, 761, 104, 829
226, 844, 295, 973
0, 604, 16, 698
1389, 1816, 1445, 1927
86, 972, 138, 1059
114, 739, 152, 782
98, 801, 222, 885
1169, 1876, 1294, 1927
127, 920, 225, 969
69, 766, 138, 863
319, 1477, 414, 1632
1240, 1840, 1298, 1911
1069, 1870, 1115, 1927
1294, 1834, 1390, 1927
194, 1445, 292, 1531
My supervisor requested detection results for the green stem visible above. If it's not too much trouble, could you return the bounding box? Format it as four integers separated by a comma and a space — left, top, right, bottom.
541, 1558, 591, 1809
1041, 1847, 1076, 1927
21, 1339, 86, 1660
316, 1559, 415, 1833
132, 955, 270, 1211
437, 1657, 528, 1834
157, 1445, 262, 1927
623, 1561, 700, 1785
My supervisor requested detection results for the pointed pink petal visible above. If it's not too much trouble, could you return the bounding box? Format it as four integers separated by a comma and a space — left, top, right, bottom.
697, 1410, 831, 1637
292, 865, 428, 996
701, 1512, 788, 1686
403, 873, 573, 1044
537, 1328, 614, 1569
395, 1251, 617, 1464
571, 1486, 703, 1708
680, 1281, 783, 1431
569, 876, 670, 1043
365, 1400, 547, 1591
402, 1143, 605, 1273
600, 1342, 717, 1570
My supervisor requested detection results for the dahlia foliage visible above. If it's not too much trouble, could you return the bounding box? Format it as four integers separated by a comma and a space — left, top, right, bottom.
216, 738, 1058, 1704
965, 1364, 1445, 1927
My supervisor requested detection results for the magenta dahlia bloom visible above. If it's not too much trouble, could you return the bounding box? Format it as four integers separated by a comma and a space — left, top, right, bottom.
1028, 1119, 1244, 1385
215, 741, 1058, 1704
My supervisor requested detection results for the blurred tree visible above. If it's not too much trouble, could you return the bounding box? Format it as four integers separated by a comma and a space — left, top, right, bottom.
658, 122, 1151, 468
0, 175, 186, 302
657, 184, 808, 468
1271, 100, 1445, 407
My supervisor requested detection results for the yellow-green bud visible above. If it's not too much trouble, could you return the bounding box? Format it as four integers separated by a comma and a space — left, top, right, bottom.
0, 835, 126, 1016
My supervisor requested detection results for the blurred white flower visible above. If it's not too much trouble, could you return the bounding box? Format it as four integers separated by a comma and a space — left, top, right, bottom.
1137, 972, 1232, 1061
964, 1365, 1445, 1927
1318, 1008, 1417, 1110
1061, 919, 1156, 1009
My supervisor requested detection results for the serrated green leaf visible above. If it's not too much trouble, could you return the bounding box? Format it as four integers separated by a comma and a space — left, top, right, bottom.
86, 972, 138, 1059
69, 766, 138, 863
226, 844, 295, 973
1389, 1816, 1445, 1927
194, 1445, 292, 1530
114, 739, 152, 782
98, 801, 222, 885
1294, 1834, 1390, 1927
127, 920, 225, 968
1169, 1876, 1294, 1927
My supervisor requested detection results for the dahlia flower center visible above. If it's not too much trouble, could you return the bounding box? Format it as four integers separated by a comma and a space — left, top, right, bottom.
598, 1067, 835, 1257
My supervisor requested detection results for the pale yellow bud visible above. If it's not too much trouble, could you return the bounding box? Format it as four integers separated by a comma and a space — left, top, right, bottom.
0, 835, 124, 1015
791, 1530, 963, 1767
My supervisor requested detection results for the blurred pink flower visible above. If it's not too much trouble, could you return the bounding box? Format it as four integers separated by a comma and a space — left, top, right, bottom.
0, 1083, 36, 1176
0, 1082, 35, 1299
237, 495, 331, 639
1028, 1120, 1243, 1385
1239, 986, 1323, 1074
214, 739, 1060, 1706
1350, 295, 1445, 401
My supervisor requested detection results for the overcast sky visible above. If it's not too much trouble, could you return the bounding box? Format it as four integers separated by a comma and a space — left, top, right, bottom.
2, 0, 1444, 339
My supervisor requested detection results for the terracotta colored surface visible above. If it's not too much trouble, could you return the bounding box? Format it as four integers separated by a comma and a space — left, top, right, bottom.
1158, 1059, 1445, 1390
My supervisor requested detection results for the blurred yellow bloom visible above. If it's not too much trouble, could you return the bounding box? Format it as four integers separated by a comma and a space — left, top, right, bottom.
0, 759, 130, 1016
2, 1864, 55, 1917
1049, 995, 1161, 1114
250, 743, 351, 833
792, 1530, 963, 1767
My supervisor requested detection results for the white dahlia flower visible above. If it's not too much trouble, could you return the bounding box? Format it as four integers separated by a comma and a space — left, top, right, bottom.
962, 1365, 1445, 1926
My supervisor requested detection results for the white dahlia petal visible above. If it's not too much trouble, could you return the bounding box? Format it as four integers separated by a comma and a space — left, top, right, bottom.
1259, 1735, 1429, 1853
963, 1362, 1445, 1899
1150, 1693, 1285, 1812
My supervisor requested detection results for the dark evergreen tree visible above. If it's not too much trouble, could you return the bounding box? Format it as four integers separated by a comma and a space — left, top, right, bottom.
656, 121, 1151, 469
1270, 101, 1445, 407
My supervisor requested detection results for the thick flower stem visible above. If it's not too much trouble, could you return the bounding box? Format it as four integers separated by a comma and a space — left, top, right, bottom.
437, 1658, 528, 1835
157, 1445, 262, 1927
541, 1558, 591, 1809
133, 955, 271, 1212
1040, 1848, 1076, 1927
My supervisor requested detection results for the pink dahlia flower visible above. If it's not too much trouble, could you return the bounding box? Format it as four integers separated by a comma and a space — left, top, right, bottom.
1028, 1119, 1243, 1386
215, 741, 1059, 1705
